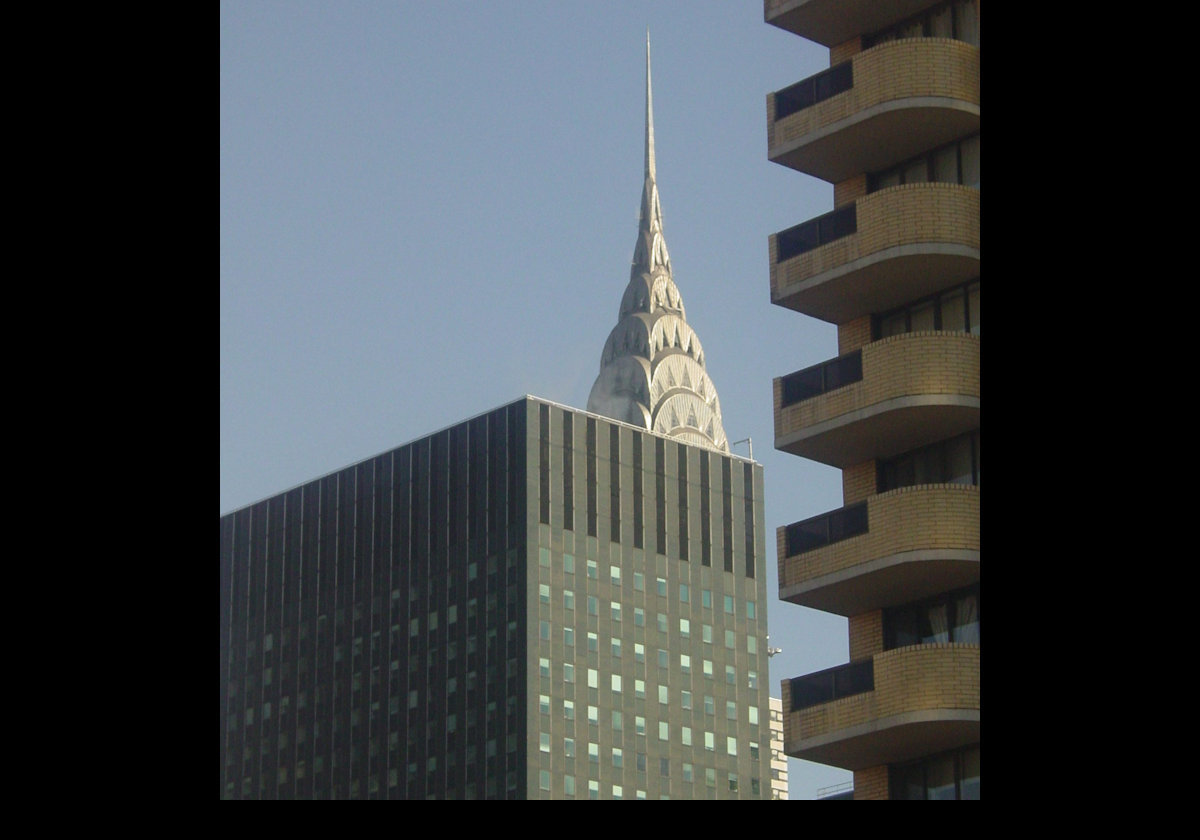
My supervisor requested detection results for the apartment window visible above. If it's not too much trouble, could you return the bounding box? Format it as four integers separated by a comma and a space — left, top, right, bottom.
876, 280, 980, 339
775, 203, 857, 262
658, 649, 669, 668
681, 726, 692, 746
703, 659, 713, 679
539, 695, 550, 714
564, 627, 574, 646
611, 603, 621, 622
681, 690, 692, 710
680, 654, 691, 674
539, 658, 550, 678
634, 607, 644, 627
587, 596, 598, 616
588, 632, 598, 652
588, 780, 599, 799
634, 643, 645, 662
659, 721, 669, 740
539, 584, 550, 604
564, 738, 575, 758
612, 748, 623, 769
704, 732, 714, 752
704, 695, 715, 716
891, 745, 980, 800
587, 559, 597, 579
680, 584, 690, 604
611, 674, 622, 693
563, 590, 574, 610
702, 589, 712, 608
564, 776, 575, 797
869, 133, 980, 192
773, 60, 853, 121
588, 705, 599, 724
588, 743, 599, 763
611, 638, 622, 657
879, 431, 980, 491
679, 618, 690, 638
658, 685, 669, 704
865, 0, 979, 47
634, 572, 644, 591
564, 699, 575, 720
746, 601, 755, 620
610, 565, 620, 586
539, 733, 550, 753
657, 613, 668, 633
656, 577, 667, 596
635, 679, 645, 699
886, 585, 980, 649
564, 664, 575, 683
635, 716, 645, 735
588, 669, 598, 689
702, 624, 713, 644
725, 630, 735, 649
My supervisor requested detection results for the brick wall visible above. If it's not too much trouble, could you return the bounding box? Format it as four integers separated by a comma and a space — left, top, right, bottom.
838, 316, 872, 355
789, 644, 980, 743
841, 461, 875, 505
778, 484, 979, 594
853, 765, 889, 800
771, 182, 980, 301
849, 610, 883, 660
775, 330, 980, 444
834, 174, 868, 208
770, 38, 980, 149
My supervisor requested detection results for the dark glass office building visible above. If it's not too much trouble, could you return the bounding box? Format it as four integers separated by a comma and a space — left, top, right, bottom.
221, 396, 770, 799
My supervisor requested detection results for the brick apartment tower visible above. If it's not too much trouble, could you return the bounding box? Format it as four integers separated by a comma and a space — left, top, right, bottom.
763, 1, 980, 799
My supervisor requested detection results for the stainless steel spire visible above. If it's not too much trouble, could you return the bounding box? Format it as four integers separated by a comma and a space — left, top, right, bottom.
587, 34, 729, 453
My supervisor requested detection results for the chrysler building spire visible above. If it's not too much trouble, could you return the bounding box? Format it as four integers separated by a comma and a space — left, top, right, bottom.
587, 34, 729, 453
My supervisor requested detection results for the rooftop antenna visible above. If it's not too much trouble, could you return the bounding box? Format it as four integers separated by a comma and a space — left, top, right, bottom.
730, 437, 754, 460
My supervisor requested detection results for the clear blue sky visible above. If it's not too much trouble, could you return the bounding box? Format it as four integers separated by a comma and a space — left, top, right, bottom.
221, 0, 851, 799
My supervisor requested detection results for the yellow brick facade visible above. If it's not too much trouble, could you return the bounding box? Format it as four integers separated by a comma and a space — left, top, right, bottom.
768, 38, 980, 149
841, 460, 875, 505
848, 610, 883, 660
777, 484, 980, 593
765, 1, 980, 799
837, 316, 872, 356
853, 766, 889, 800
770, 182, 980, 301
833, 174, 868, 208
774, 331, 980, 443
786, 645, 980, 744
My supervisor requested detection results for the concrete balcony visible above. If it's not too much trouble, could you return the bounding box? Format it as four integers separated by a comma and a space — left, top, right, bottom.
765, 0, 939, 46
781, 644, 980, 771
770, 183, 980, 324
777, 484, 979, 616
774, 331, 979, 468
767, 38, 979, 183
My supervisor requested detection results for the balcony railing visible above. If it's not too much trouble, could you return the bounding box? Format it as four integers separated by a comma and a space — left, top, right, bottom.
783, 501, 868, 556
779, 350, 862, 407
775, 204, 857, 262
790, 659, 874, 711
774, 61, 853, 120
